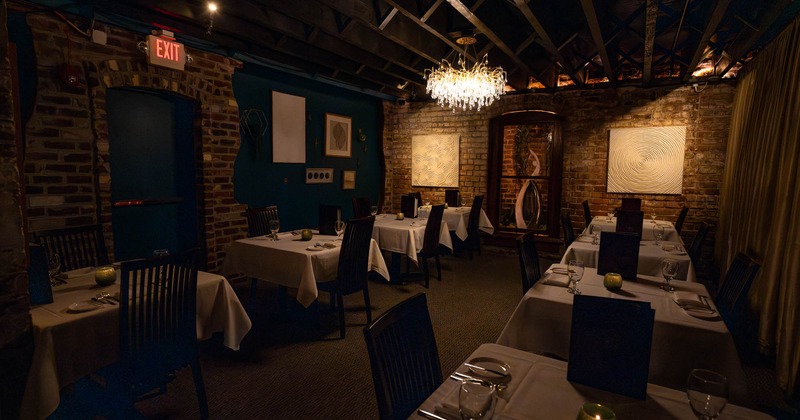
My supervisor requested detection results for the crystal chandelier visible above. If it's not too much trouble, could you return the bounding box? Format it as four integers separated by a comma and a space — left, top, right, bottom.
425, 35, 507, 111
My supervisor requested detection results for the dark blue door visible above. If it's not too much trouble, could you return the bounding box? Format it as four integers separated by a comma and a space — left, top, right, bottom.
107, 89, 198, 260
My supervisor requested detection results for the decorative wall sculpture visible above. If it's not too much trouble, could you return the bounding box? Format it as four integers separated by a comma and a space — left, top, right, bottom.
607, 126, 686, 194
412, 134, 460, 187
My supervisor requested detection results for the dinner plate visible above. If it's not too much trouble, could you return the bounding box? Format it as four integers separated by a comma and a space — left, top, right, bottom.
68, 302, 100, 313
467, 357, 510, 380
683, 307, 720, 320
668, 251, 688, 255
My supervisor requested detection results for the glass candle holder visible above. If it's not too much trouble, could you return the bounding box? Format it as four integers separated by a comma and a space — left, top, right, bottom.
577, 403, 616, 420
95, 265, 117, 287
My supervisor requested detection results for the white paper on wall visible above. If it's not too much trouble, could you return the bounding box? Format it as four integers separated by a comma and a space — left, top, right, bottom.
272, 91, 306, 163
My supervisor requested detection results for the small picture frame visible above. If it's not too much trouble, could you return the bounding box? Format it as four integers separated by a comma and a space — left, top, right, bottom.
342, 170, 356, 190
325, 113, 352, 158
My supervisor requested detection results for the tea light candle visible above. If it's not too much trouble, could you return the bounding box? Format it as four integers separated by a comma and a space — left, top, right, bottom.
577, 403, 615, 420
95, 265, 116, 287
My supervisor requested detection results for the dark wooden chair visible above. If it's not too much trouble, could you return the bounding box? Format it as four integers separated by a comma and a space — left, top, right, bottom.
582, 200, 592, 227
616, 210, 644, 239
464, 195, 484, 259
33, 224, 109, 272
597, 231, 640, 281
620, 197, 642, 212
715, 252, 761, 358
245, 205, 279, 238
516, 232, 542, 294
400, 194, 418, 218
412, 204, 445, 288
352, 197, 372, 218
319, 204, 342, 236
674, 206, 689, 234
687, 222, 709, 266
317, 216, 376, 339
561, 213, 576, 249
108, 250, 208, 418
363, 293, 442, 420
444, 189, 460, 207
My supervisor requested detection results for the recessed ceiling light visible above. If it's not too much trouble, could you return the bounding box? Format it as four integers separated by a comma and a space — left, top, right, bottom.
208, 2, 218, 13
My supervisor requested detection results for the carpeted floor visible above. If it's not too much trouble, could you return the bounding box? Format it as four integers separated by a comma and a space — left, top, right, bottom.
54, 246, 799, 419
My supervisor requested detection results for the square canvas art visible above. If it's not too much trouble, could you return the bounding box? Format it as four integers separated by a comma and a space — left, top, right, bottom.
411, 134, 460, 187
607, 126, 686, 194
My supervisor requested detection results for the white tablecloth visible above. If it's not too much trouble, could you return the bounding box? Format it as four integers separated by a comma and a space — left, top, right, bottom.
496, 268, 749, 404
587, 216, 682, 243
220, 233, 389, 307
372, 215, 453, 262
441, 207, 495, 240
561, 238, 696, 282
413, 343, 771, 419
22, 270, 251, 420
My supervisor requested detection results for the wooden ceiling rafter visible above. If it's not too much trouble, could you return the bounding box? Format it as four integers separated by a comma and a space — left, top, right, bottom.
580, 0, 616, 84
383, 0, 476, 61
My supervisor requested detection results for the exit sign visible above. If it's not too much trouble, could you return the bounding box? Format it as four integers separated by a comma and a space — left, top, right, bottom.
146, 34, 186, 70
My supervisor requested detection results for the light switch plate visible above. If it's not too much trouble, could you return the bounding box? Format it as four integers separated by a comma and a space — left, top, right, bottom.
306, 168, 334, 184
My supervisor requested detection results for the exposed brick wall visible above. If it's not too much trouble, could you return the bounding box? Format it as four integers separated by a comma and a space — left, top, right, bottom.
22, 14, 245, 269
383, 84, 735, 278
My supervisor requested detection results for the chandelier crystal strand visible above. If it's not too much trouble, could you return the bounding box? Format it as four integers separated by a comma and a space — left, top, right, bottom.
425, 52, 506, 112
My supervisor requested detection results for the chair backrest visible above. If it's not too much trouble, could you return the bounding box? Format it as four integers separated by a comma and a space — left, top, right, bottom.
597, 231, 640, 281
568, 295, 654, 400
674, 206, 689, 234
467, 195, 484, 236
363, 293, 442, 420
516, 232, 542, 294
352, 197, 372, 218
420, 205, 445, 257
620, 197, 642, 211
687, 222, 709, 265
336, 216, 375, 295
582, 200, 592, 227
400, 195, 418, 218
715, 252, 761, 322
616, 210, 644, 238
33, 224, 109, 272
119, 250, 199, 388
561, 213, 575, 248
444, 189, 460, 207
319, 204, 342, 236
245, 206, 280, 237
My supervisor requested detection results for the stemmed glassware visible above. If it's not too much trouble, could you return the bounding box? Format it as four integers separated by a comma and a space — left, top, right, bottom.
567, 260, 585, 295
459, 378, 496, 420
370, 205, 378, 216
661, 258, 678, 291
460, 195, 466, 207
269, 219, 281, 240
654, 225, 665, 245
686, 369, 729, 419
334, 220, 346, 240
651, 210, 658, 223
47, 252, 61, 286
606, 212, 614, 223
590, 224, 601, 245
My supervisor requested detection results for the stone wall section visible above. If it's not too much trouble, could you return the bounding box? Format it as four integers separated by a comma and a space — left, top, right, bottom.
22, 14, 245, 269
384, 84, 734, 278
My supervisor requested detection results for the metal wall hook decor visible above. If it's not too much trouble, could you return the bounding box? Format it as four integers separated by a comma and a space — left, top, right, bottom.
240, 108, 268, 159
358, 128, 367, 151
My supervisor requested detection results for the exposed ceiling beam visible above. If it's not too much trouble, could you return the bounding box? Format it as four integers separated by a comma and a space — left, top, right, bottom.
383, 0, 475, 61
642, 0, 658, 84
717, 1, 792, 78
682, 0, 731, 82
579, 0, 615, 82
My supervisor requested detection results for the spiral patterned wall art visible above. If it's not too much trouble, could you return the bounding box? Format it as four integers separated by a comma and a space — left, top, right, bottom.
607, 126, 686, 194
412, 134, 460, 187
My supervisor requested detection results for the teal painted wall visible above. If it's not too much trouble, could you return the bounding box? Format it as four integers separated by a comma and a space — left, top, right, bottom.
232, 64, 383, 231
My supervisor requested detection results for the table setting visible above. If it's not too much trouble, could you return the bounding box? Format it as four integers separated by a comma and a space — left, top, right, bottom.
586, 215, 682, 243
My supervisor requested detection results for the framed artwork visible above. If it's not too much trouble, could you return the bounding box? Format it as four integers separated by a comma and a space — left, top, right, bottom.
342, 170, 356, 190
411, 134, 460, 187
607, 126, 686, 194
272, 91, 306, 163
325, 113, 352, 158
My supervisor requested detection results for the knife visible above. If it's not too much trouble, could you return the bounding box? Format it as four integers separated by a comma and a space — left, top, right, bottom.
417, 409, 447, 420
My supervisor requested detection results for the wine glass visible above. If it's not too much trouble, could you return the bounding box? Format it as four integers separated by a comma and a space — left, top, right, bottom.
661, 258, 678, 291
654, 224, 665, 245
651, 210, 658, 224
334, 220, 346, 240
370, 205, 378, 216
686, 369, 729, 419
153, 249, 170, 257
269, 219, 281, 240
606, 212, 614, 223
459, 379, 496, 420
590, 224, 601, 245
567, 260, 585, 295
47, 252, 61, 286
460, 195, 466, 207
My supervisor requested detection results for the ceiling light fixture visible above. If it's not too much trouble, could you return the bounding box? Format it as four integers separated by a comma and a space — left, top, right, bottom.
206, 2, 218, 34
425, 34, 507, 112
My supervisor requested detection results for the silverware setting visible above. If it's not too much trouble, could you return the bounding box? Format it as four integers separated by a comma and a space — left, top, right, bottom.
417, 409, 447, 420
463, 362, 507, 377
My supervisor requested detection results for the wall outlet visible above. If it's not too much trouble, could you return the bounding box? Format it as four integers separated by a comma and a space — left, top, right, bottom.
305, 168, 334, 184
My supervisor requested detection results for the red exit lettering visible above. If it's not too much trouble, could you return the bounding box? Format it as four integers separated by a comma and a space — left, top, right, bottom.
156, 39, 181, 62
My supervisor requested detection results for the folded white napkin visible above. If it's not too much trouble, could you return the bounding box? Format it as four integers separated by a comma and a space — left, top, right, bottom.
541, 264, 570, 287
672, 291, 709, 308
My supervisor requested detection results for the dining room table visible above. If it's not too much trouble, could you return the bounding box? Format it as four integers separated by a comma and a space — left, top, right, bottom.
495, 266, 749, 405
437, 206, 494, 241
412, 343, 771, 419
562, 234, 696, 281
586, 215, 682, 243
371, 214, 453, 283
220, 231, 390, 307
21, 268, 252, 420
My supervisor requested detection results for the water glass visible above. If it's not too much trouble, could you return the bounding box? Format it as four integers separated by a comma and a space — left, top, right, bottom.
334, 220, 346, 240
651, 210, 657, 223
47, 253, 61, 286
567, 260, 585, 295
606, 212, 613, 222
370, 205, 378, 216
590, 224, 601, 245
654, 225, 665, 245
661, 258, 678, 291
269, 219, 281, 240
686, 369, 728, 419
459, 379, 496, 420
